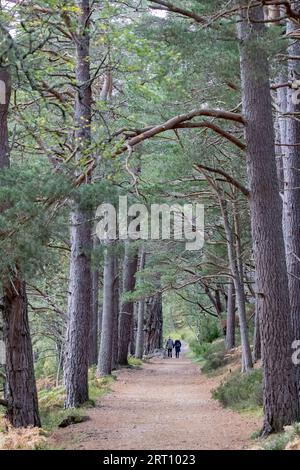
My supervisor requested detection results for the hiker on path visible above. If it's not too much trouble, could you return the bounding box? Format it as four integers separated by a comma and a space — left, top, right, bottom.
165, 337, 174, 358
174, 339, 182, 358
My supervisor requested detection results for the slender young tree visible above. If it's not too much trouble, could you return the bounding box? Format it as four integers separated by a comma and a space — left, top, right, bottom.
225, 281, 235, 350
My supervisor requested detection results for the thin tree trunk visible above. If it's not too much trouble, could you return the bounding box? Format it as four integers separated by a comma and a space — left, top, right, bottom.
97, 242, 116, 376
219, 197, 253, 371
135, 248, 146, 359
238, 2, 299, 433
130, 305, 137, 356
226, 281, 235, 350
64, 0, 92, 408
111, 256, 120, 370
89, 247, 99, 365
253, 297, 261, 363
118, 242, 138, 365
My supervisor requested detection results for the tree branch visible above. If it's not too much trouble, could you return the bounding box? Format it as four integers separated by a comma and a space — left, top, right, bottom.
148, 0, 207, 24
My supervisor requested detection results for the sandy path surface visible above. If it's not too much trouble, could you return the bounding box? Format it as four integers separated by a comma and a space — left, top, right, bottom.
51, 351, 260, 450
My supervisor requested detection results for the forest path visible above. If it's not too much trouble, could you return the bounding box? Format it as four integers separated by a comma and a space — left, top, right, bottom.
51, 350, 260, 450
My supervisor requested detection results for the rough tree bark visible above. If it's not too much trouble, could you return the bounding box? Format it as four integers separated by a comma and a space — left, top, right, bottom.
0, 66, 40, 427
89, 241, 99, 365
238, 2, 299, 433
2, 275, 41, 427
118, 242, 138, 365
64, 0, 92, 408
283, 14, 300, 344
253, 297, 261, 363
129, 306, 137, 356
97, 242, 116, 376
144, 293, 163, 355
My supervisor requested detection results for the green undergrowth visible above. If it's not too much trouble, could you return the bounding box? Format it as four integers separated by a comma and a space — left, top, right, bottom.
259, 423, 300, 450
39, 368, 116, 433
189, 338, 230, 374
128, 356, 143, 367
212, 369, 263, 413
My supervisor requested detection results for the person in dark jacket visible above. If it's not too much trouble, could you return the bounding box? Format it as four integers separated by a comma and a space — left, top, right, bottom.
174, 339, 182, 358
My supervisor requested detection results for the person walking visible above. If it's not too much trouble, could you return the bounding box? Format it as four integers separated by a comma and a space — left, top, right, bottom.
174, 339, 182, 358
165, 337, 174, 358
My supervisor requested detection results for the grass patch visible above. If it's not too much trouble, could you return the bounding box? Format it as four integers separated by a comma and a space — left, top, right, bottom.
38, 367, 116, 433
262, 423, 300, 450
212, 369, 263, 412
128, 356, 143, 367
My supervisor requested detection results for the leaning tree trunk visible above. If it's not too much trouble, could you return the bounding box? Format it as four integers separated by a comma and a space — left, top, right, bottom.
238, 2, 299, 433
225, 281, 235, 350
0, 66, 40, 427
64, 0, 92, 408
97, 242, 116, 376
118, 242, 138, 365
144, 293, 163, 355
283, 15, 300, 345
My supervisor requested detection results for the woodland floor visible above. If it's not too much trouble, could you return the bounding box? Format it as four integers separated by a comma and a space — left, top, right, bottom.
50, 348, 260, 450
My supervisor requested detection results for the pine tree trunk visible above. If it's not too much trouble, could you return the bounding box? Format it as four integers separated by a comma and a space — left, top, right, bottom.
118, 243, 138, 365
135, 248, 146, 359
0, 66, 40, 427
253, 298, 261, 363
275, 72, 286, 194
144, 293, 163, 355
64, 0, 92, 408
283, 16, 300, 343
129, 307, 136, 356
111, 256, 120, 370
97, 242, 116, 376
226, 281, 235, 350
238, 2, 300, 433
219, 197, 253, 371
89, 254, 99, 366
2, 275, 41, 427
0, 68, 10, 168
64, 209, 92, 407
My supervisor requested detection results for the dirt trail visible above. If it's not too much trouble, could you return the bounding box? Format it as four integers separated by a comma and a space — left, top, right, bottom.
51, 350, 260, 450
